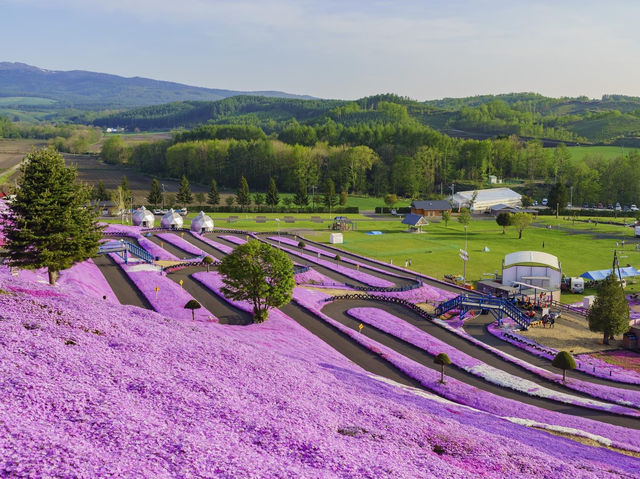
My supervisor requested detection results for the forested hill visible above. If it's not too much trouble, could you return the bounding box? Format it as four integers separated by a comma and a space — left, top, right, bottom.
94, 93, 640, 145
0, 62, 315, 109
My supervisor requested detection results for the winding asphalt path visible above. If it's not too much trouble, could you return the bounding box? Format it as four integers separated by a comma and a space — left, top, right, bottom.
94, 229, 640, 430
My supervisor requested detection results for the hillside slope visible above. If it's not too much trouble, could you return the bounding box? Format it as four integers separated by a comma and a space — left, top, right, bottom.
0, 269, 638, 477
0, 62, 315, 110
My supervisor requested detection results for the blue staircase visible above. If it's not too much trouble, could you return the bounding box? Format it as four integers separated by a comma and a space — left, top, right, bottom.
435, 294, 532, 329
98, 241, 154, 264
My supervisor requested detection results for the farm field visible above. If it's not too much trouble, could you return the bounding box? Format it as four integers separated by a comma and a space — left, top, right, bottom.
0, 138, 47, 185
566, 145, 639, 163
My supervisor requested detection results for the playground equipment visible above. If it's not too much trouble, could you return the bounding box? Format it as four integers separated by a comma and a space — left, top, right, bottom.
331, 216, 353, 231
98, 240, 154, 264
435, 294, 533, 329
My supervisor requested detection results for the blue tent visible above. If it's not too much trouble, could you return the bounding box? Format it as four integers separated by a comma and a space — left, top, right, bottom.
580, 267, 640, 281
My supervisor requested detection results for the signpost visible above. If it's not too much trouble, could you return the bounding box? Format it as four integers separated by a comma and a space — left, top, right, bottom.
179, 279, 184, 288
154, 286, 160, 298
459, 248, 469, 284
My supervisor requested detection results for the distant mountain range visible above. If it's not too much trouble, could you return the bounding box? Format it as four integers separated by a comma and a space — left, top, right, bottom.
0, 62, 316, 110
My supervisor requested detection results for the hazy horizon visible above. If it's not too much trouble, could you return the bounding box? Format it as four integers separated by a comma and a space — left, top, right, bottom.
2, 0, 639, 101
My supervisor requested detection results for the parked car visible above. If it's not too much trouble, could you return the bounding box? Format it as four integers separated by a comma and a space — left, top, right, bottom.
607, 204, 614, 210
582, 202, 588, 208
589, 204, 596, 209
533, 200, 538, 206
615, 203, 622, 212
623, 205, 630, 212
597, 203, 604, 209
631, 204, 638, 211
178, 208, 188, 216
541, 198, 548, 206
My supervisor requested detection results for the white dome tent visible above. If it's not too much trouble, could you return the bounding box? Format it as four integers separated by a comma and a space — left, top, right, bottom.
161, 209, 184, 229
132, 206, 155, 228
190, 211, 214, 233
449, 188, 521, 213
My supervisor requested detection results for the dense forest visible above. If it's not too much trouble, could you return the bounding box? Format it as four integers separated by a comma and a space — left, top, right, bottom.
97, 121, 640, 207
93, 93, 640, 146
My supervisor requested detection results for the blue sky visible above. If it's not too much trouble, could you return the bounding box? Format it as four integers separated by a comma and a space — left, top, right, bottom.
2, 0, 639, 100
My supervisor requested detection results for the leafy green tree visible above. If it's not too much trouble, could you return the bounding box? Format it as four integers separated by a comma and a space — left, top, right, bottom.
208, 179, 220, 206
253, 192, 265, 207
218, 240, 295, 323
496, 212, 512, 234
225, 196, 235, 207
202, 255, 214, 272
548, 182, 568, 214
184, 299, 201, 321
587, 273, 630, 345
551, 351, 576, 383
434, 353, 451, 383
101, 136, 130, 165
324, 178, 338, 210
236, 176, 251, 209
177, 175, 193, 206
93, 180, 110, 202
120, 175, 131, 203
457, 207, 471, 227
293, 180, 309, 210
266, 177, 280, 208
147, 178, 163, 207
384, 193, 398, 209
511, 212, 533, 239
2, 148, 102, 285
283, 196, 293, 209
442, 210, 451, 227
339, 191, 348, 206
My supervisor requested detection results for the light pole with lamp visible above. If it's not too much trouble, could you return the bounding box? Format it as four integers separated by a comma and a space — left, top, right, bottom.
459, 225, 469, 285
161, 183, 166, 211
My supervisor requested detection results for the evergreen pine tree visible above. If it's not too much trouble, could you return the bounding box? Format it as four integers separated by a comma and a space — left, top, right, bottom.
120, 175, 130, 201
266, 177, 279, 208
208, 179, 220, 206
94, 180, 109, 202
177, 175, 193, 206
236, 176, 251, 209
293, 180, 309, 210
2, 148, 102, 285
587, 273, 630, 345
147, 178, 163, 207
323, 178, 338, 210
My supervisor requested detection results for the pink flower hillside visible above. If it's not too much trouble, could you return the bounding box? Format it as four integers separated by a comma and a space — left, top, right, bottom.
1, 271, 639, 477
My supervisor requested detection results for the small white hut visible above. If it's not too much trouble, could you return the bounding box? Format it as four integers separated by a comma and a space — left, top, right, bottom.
191, 211, 214, 233
161, 209, 184, 229
132, 206, 155, 228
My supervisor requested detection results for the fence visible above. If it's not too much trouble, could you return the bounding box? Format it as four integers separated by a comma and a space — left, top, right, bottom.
325, 293, 433, 321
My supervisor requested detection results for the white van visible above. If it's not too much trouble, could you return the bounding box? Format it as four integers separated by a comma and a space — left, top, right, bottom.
541, 198, 548, 206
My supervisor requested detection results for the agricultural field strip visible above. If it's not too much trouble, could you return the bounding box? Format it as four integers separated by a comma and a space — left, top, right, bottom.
99, 229, 640, 428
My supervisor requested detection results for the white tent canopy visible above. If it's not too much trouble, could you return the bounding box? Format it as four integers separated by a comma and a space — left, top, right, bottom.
161, 209, 184, 229
190, 211, 214, 233
504, 251, 560, 270
449, 188, 521, 212
132, 206, 155, 228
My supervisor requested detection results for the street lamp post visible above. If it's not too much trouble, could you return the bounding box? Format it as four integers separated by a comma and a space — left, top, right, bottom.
161, 184, 166, 210
463, 225, 468, 284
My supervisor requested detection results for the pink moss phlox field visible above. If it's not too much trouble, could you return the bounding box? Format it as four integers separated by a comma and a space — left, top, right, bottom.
295, 268, 347, 287
155, 232, 208, 257
193, 232, 234, 254
371, 283, 457, 303
218, 235, 247, 245
109, 254, 214, 321
102, 223, 180, 261
293, 289, 640, 455
2, 272, 640, 476
270, 242, 395, 288
348, 307, 640, 411
579, 350, 640, 374
488, 322, 640, 385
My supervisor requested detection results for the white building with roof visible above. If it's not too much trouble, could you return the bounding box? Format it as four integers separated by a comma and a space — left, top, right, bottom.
502, 250, 562, 300
449, 187, 521, 213
190, 211, 214, 233
161, 209, 184, 229
132, 206, 155, 228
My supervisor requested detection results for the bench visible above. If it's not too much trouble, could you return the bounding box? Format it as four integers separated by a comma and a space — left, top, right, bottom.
311, 216, 324, 223
284, 216, 295, 223
227, 216, 239, 223
255, 216, 267, 223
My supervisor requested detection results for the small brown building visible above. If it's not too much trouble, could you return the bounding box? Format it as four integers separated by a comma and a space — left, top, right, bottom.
410, 200, 452, 218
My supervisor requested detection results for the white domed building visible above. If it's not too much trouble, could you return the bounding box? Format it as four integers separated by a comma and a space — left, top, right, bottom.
161, 209, 184, 229
191, 211, 214, 233
132, 206, 155, 228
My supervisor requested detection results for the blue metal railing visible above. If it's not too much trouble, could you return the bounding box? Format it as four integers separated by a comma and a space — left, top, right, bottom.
436, 294, 531, 329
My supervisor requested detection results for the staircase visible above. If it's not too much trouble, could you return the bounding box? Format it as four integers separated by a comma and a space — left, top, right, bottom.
98, 241, 154, 264
436, 294, 532, 329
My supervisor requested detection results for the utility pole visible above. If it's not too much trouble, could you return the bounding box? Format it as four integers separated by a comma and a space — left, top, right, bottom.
161, 184, 166, 210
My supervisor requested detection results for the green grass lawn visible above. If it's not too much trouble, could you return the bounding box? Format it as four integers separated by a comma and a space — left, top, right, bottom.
567, 145, 638, 164
104, 213, 640, 301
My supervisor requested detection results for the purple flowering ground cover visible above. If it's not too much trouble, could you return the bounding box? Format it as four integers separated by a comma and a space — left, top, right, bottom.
109, 254, 215, 322
193, 232, 234, 254
2, 273, 640, 477
269, 242, 395, 288
218, 234, 247, 245
488, 322, 640, 385
155, 232, 207, 257
295, 267, 347, 287
348, 307, 640, 412
293, 289, 640, 456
